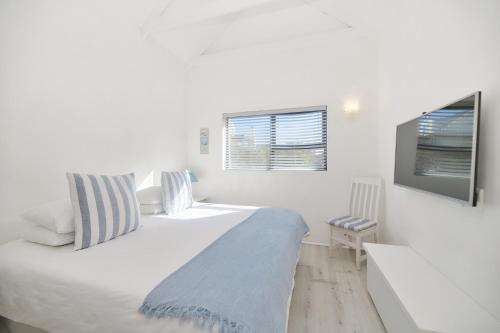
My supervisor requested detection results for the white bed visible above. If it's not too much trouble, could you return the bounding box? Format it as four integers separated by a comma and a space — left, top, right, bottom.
0, 203, 298, 333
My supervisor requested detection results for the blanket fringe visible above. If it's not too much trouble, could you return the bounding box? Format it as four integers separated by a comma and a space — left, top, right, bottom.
139, 302, 248, 333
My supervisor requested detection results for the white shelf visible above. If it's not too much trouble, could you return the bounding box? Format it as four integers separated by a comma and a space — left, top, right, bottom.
364, 243, 500, 333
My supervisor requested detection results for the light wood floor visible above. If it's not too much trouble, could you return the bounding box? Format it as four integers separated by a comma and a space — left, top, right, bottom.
288, 244, 386, 333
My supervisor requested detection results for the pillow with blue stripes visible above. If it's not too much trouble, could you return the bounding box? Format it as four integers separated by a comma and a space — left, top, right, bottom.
161, 171, 193, 215
67, 172, 141, 250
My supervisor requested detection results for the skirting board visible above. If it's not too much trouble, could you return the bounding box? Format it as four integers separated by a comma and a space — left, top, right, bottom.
301, 240, 329, 247
0, 317, 48, 333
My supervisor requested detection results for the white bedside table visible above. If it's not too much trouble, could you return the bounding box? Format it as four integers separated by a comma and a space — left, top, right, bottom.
193, 195, 208, 202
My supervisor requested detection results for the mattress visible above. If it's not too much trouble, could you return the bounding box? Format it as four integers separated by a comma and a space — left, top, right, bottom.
0, 203, 297, 333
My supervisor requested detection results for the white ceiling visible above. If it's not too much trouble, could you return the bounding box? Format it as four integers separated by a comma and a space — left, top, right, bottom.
141, 0, 374, 64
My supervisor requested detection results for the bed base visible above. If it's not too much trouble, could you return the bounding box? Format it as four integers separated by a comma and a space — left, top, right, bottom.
0, 245, 303, 333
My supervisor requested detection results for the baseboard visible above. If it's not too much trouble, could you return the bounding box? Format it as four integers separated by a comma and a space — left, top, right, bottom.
301, 240, 329, 247
0, 316, 8, 333
0, 317, 48, 333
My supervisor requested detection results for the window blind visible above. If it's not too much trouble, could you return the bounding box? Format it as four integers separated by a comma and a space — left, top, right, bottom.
415, 108, 473, 178
224, 106, 327, 171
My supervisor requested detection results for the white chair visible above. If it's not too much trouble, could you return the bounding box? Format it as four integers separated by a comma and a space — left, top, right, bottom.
328, 177, 383, 269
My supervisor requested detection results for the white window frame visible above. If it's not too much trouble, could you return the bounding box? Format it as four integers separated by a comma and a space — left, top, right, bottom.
222, 105, 328, 171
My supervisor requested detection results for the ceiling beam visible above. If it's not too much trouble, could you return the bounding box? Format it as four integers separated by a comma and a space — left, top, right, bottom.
189, 27, 358, 67
202, 25, 350, 56
300, 0, 352, 28
144, 0, 324, 37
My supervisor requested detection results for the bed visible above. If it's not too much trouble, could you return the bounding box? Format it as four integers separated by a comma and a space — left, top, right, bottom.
0, 203, 304, 333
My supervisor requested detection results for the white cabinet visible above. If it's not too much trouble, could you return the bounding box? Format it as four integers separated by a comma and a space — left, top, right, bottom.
364, 243, 500, 333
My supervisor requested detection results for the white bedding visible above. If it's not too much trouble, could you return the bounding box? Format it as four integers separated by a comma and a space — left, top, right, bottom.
0, 203, 263, 333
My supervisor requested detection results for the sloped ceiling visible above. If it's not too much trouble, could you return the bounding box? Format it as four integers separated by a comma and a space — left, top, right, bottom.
141, 0, 375, 64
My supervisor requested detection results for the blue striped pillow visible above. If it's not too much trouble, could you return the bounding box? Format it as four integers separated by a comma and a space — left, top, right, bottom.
67, 173, 141, 250
161, 171, 193, 215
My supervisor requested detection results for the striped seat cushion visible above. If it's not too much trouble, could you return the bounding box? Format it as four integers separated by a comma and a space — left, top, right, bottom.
161, 171, 193, 215
327, 215, 376, 232
67, 173, 141, 250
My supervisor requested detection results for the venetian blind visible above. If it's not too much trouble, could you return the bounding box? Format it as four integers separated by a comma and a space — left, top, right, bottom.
224, 106, 327, 171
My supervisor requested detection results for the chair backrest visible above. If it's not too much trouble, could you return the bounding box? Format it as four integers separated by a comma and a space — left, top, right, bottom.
348, 177, 383, 221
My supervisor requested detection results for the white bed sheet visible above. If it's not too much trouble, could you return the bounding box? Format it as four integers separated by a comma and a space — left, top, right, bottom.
0, 203, 262, 333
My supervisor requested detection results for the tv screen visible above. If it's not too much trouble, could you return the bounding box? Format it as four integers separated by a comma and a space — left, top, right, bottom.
394, 92, 481, 206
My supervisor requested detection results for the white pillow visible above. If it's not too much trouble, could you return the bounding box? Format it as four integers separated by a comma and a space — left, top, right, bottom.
21, 199, 74, 234
140, 203, 164, 215
21, 222, 74, 246
137, 186, 163, 205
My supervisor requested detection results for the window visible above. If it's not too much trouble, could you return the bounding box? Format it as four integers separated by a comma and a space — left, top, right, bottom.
224, 106, 327, 171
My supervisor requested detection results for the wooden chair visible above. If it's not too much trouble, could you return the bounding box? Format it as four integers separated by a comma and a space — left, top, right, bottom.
328, 177, 383, 269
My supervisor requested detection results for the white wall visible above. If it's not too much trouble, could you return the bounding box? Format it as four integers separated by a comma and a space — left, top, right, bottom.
377, 0, 500, 320
0, 0, 186, 242
4, 0, 498, 320
185, 32, 379, 245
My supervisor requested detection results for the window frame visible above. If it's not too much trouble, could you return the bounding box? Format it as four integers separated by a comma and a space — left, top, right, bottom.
223, 105, 328, 171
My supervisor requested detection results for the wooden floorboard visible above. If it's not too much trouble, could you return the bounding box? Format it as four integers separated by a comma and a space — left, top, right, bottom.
288, 244, 386, 333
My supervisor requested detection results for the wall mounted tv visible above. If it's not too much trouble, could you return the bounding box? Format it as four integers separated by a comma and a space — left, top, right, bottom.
394, 92, 481, 206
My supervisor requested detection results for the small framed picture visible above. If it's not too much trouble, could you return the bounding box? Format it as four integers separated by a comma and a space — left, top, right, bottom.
200, 128, 209, 154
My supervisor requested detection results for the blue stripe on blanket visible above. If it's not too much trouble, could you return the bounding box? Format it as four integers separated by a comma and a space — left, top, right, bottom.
139, 208, 309, 333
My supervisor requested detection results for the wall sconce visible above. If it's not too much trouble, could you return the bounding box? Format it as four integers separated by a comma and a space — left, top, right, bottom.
344, 99, 360, 115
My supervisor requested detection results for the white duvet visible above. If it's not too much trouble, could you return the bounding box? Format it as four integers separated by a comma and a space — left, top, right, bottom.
0, 203, 259, 333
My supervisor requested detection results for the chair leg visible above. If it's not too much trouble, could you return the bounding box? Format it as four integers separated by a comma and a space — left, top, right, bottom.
374, 230, 378, 244
329, 227, 341, 256
329, 227, 335, 257
355, 234, 362, 270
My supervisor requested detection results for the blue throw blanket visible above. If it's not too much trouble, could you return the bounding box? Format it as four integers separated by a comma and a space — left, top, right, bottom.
139, 208, 309, 333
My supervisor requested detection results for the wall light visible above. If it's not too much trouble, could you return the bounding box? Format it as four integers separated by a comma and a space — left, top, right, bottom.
344, 99, 360, 114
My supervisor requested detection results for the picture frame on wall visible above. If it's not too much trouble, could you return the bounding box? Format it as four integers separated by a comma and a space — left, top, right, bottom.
200, 128, 209, 154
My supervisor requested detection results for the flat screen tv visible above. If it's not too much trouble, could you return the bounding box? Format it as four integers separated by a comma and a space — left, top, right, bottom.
394, 92, 481, 206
